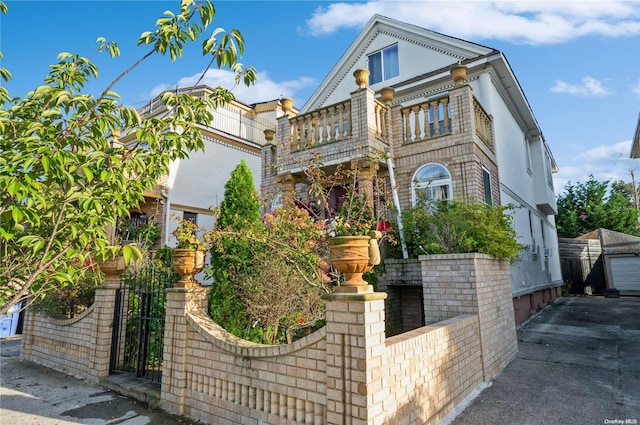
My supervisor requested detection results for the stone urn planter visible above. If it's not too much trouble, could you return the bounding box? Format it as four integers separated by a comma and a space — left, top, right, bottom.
450, 62, 468, 85
353, 68, 370, 89
172, 249, 205, 288
98, 256, 126, 285
280, 97, 294, 113
328, 231, 381, 290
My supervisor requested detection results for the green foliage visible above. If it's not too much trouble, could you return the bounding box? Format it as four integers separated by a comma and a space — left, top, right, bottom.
208, 160, 262, 342
118, 215, 161, 249
153, 246, 174, 268
330, 190, 375, 236
216, 160, 261, 229
207, 207, 330, 344
31, 266, 101, 318
303, 153, 384, 237
399, 200, 521, 261
556, 176, 640, 238
0, 0, 256, 314
171, 215, 208, 250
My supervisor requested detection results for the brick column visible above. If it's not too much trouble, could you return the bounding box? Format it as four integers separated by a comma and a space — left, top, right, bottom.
161, 287, 208, 416
324, 292, 389, 425
87, 283, 121, 383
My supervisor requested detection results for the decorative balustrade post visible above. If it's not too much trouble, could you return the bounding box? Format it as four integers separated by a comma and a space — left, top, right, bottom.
431, 100, 441, 136
320, 108, 329, 143
441, 97, 450, 134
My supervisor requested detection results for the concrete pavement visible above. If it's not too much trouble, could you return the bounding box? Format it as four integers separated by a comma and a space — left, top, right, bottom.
1, 297, 639, 424
0, 336, 201, 424
449, 297, 640, 425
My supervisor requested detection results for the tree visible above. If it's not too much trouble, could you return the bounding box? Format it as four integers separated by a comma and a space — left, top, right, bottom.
0, 0, 257, 314
556, 176, 640, 238
207, 160, 262, 341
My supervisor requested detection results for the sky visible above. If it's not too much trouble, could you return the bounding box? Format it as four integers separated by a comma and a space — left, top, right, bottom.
1, 0, 639, 194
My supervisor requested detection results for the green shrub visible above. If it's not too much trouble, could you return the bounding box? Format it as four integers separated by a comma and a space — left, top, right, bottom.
399, 200, 521, 261
31, 268, 102, 318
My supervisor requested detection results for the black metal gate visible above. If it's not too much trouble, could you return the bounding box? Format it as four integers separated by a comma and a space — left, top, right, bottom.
109, 263, 179, 383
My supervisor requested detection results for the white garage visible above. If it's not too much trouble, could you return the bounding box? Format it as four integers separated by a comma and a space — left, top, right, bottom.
601, 229, 640, 294
608, 256, 640, 293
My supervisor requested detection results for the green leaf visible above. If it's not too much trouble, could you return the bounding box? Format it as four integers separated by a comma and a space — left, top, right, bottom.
81, 165, 94, 182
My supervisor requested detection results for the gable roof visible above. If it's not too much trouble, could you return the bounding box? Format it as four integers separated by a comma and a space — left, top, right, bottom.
301, 14, 495, 113
299, 14, 556, 169
578, 228, 640, 255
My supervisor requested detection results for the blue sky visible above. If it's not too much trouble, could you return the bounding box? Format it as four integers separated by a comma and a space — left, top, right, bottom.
2, 0, 639, 193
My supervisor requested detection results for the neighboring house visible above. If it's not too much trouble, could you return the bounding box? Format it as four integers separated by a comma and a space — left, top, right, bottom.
124, 86, 284, 281
261, 15, 563, 323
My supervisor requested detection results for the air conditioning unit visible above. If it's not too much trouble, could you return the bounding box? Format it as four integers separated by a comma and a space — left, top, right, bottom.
544, 248, 553, 257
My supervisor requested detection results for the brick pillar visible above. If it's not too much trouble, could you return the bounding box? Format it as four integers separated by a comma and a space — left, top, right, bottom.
161, 287, 208, 415
353, 160, 377, 209
87, 282, 121, 383
278, 173, 299, 208
324, 292, 389, 425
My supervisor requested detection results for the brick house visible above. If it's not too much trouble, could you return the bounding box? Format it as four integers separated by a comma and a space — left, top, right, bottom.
261, 15, 563, 324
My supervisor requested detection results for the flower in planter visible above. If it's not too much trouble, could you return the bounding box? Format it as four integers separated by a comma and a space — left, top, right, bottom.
326, 189, 376, 237
171, 215, 208, 250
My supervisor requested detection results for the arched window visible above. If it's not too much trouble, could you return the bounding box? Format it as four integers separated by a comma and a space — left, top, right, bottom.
412, 163, 452, 206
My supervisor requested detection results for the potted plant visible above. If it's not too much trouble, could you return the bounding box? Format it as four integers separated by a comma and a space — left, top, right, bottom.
326, 190, 382, 289
171, 216, 207, 287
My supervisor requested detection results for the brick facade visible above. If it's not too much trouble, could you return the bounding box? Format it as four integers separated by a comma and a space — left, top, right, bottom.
21, 254, 518, 425
20, 283, 119, 383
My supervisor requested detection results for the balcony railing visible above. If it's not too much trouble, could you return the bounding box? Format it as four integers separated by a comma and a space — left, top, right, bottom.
289, 100, 352, 151
473, 99, 494, 152
401, 96, 451, 143
139, 86, 273, 145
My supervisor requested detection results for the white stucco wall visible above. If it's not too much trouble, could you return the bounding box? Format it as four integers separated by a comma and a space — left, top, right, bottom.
165, 136, 262, 284
470, 70, 563, 288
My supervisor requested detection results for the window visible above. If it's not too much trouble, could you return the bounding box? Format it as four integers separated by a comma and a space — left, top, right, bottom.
412, 163, 452, 206
482, 167, 493, 205
183, 211, 197, 223
368, 44, 399, 85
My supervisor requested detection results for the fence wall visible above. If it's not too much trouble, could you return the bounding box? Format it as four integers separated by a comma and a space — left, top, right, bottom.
162, 254, 517, 424
20, 255, 517, 425
20, 283, 119, 383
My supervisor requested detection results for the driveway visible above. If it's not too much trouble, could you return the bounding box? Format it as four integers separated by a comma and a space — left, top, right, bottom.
449, 297, 640, 425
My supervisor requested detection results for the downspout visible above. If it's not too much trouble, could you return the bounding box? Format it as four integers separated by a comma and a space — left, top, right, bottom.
161, 189, 171, 246
385, 147, 409, 259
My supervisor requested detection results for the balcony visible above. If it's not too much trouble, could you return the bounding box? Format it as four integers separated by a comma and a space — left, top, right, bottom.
271, 74, 496, 180
275, 87, 390, 175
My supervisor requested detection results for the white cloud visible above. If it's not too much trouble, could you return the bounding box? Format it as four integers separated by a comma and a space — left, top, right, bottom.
148, 69, 317, 106
554, 140, 639, 192
550, 77, 611, 96
301, 1, 640, 45
632, 80, 640, 96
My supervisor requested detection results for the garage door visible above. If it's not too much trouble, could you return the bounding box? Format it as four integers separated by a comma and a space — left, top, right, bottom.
610, 256, 640, 292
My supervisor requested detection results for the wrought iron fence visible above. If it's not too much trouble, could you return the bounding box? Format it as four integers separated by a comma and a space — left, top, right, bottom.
110, 263, 179, 383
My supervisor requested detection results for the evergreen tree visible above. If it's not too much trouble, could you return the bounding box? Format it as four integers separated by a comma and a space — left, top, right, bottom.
556, 176, 640, 238
207, 160, 262, 341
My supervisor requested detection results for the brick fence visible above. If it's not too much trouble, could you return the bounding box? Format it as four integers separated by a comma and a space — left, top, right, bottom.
21, 253, 517, 424
20, 283, 119, 383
